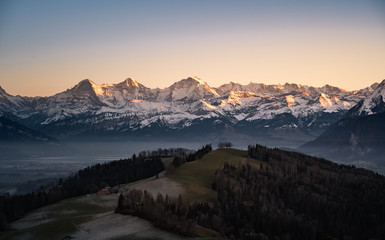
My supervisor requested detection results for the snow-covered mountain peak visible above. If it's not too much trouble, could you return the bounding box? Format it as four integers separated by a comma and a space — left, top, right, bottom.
283, 83, 303, 91
190, 76, 205, 85
321, 84, 347, 94
167, 77, 219, 101
71, 79, 97, 94
76, 78, 93, 86
118, 78, 140, 88
176, 76, 210, 88
72, 78, 144, 98
217, 82, 244, 95
73, 79, 111, 96
356, 79, 385, 116
86, 78, 153, 107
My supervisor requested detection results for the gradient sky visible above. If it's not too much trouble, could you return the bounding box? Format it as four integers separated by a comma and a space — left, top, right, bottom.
0, 0, 384, 96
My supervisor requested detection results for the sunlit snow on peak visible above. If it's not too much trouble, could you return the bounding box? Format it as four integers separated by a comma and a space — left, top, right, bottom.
219, 100, 227, 107
205, 86, 219, 96
342, 101, 351, 107
130, 99, 144, 103
201, 100, 216, 110
319, 93, 333, 107
123, 78, 139, 87
226, 91, 255, 106
92, 84, 104, 96
285, 95, 295, 107
191, 76, 205, 85
191, 76, 219, 96
73, 79, 94, 89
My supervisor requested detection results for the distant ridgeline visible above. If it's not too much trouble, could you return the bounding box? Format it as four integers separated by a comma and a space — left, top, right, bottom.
117, 145, 385, 240
0, 153, 168, 231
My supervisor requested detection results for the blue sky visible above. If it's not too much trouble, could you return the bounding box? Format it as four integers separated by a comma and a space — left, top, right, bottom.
0, 0, 384, 96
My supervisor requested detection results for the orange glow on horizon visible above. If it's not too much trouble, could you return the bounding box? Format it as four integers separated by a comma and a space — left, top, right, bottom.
0, 1, 384, 97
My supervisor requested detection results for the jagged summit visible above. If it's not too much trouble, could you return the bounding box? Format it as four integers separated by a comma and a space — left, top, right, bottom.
167, 77, 219, 100
190, 76, 210, 85
320, 84, 347, 94
173, 76, 214, 88
217, 82, 244, 94
74, 78, 145, 93
72, 79, 97, 93
76, 79, 94, 86
118, 78, 140, 88
354, 79, 385, 116
284, 83, 303, 89
174, 76, 206, 86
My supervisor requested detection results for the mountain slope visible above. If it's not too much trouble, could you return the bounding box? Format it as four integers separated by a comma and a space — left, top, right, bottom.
299, 80, 385, 165
0, 117, 57, 143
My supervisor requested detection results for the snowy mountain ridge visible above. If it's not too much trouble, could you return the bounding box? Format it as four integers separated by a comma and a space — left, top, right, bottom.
0, 76, 380, 145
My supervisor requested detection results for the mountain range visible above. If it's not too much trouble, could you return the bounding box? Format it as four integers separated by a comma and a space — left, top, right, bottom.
0, 77, 381, 148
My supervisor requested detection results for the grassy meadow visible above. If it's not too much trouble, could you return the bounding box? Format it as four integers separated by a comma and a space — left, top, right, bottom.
168, 148, 259, 202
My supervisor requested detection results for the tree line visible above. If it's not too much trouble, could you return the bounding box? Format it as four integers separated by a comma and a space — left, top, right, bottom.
137, 148, 195, 159
218, 142, 233, 149
168, 144, 212, 171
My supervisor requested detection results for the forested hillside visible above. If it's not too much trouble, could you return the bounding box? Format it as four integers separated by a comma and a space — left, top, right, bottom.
117, 145, 385, 239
